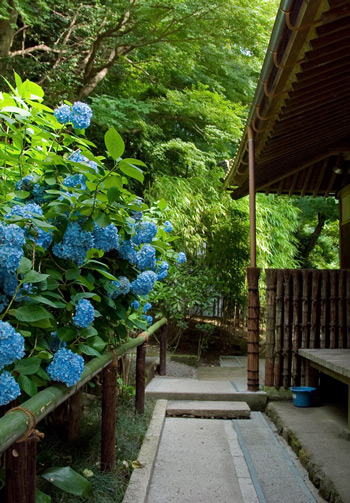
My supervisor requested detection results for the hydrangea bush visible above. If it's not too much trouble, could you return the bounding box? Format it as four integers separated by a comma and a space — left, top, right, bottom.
0, 75, 186, 405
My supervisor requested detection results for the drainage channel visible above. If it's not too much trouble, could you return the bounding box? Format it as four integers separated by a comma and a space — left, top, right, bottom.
233, 412, 323, 503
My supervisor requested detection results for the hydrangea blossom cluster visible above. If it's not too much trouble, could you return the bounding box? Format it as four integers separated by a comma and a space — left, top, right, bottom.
0, 223, 26, 306
15, 175, 35, 191
130, 300, 139, 310
132, 221, 158, 245
16, 282, 37, 302
73, 299, 95, 328
47, 348, 84, 387
92, 224, 119, 252
0, 321, 25, 370
5, 203, 52, 250
157, 261, 169, 281
54, 102, 92, 130
49, 332, 67, 352
63, 173, 87, 191
111, 276, 131, 298
0, 371, 21, 406
164, 221, 173, 232
142, 315, 153, 326
131, 271, 157, 295
143, 302, 152, 313
53, 222, 94, 266
68, 150, 98, 173
136, 244, 156, 271
177, 252, 187, 263
131, 210, 143, 222
118, 240, 137, 263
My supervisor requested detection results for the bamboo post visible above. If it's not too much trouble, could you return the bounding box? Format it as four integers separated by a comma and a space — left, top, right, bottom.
346, 271, 350, 348
101, 358, 118, 471
274, 270, 284, 389
338, 269, 345, 349
329, 270, 338, 348
135, 342, 146, 414
265, 269, 277, 387
247, 267, 260, 391
5, 433, 37, 503
291, 270, 302, 387
310, 270, 321, 349
283, 270, 292, 388
301, 270, 311, 385
320, 270, 329, 348
159, 323, 167, 376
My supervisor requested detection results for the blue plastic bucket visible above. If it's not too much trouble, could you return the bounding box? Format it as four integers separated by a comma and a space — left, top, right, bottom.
290, 387, 316, 407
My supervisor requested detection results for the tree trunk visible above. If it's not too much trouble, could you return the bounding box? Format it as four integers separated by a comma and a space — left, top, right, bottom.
0, 1, 18, 74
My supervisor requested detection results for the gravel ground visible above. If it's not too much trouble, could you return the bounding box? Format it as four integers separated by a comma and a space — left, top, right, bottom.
164, 359, 197, 378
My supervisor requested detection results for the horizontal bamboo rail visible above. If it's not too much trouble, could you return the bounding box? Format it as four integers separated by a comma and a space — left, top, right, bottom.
0, 317, 167, 455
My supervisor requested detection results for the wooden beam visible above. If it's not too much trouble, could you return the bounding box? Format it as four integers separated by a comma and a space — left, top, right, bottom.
313, 159, 328, 197
301, 166, 313, 196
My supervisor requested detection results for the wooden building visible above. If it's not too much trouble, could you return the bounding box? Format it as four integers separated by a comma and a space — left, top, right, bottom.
224, 0, 350, 392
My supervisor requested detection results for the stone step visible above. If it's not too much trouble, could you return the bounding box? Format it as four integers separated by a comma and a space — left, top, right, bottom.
166, 400, 251, 419
146, 378, 267, 411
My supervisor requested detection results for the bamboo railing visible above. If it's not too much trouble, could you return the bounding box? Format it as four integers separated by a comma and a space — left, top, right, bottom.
264, 269, 350, 388
0, 318, 168, 503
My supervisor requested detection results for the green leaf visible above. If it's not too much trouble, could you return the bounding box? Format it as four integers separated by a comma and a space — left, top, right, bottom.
119, 160, 144, 183
15, 190, 30, 199
89, 336, 106, 352
80, 326, 98, 338
65, 269, 81, 280
1, 106, 31, 117
92, 210, 111, 228
107, 186, 121, 203
14, 305, 53, 322
132, 319, 148, 330
78, 344, 102, 358
14, 357, 41, 375
18, 375, 38, 397
158, 198, 168, 211
46, 269, 63, 281
93, 269, 118, 281
103, 175, 123, 190
115, 304, 127, 320
30, 295, 66, 309
116, 324, 127, 339
18, 257, 32, 275
23, 271, 50, 284
122, 157, 147, 167
36, 488, 51, 503
57, 327, 77, 342
77, 276, 95, 291
104, 126, 125, 160
42, 467, 93, 497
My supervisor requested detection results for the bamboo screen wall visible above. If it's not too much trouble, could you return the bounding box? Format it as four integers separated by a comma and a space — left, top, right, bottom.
264, 269, 350, 389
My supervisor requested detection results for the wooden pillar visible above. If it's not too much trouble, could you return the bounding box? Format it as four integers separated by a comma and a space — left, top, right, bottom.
135, 342, 146, 414
301, 269, 311, 385
247, 126, 256, 268
274, 270, 284, 389
101, 359, 117, 471
291, 270, 302, 387
159, 324, 167, 376
310, 270, 321, 349
265, 269, 277, 387
5, 433, 37, 503
247, 267, 260, 391
67, 389, 83, 441
282, 270, 292, 388
329, 270, 338, 348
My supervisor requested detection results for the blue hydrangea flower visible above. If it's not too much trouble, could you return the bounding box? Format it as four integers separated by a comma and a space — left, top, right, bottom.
131, 271, 157, 295
0, 246, 23, 273
54, 104, 73, 124
118, 240, 137, 263
135, 244, 156, 271
3, 272, 18, 296
16, 283, 37, 302
131, 210, 143, 222
111, 276, 131, 298
5, 204, 52, 251
92, 224, 119, 252
0, 371, 21, 406
15, 175, 35, 192
49, 332, 67, 352
157, 261, 169, 281
0, 223, 26, 248
70, 102, 93, 129
73, 299, 95, 328
63, 174, 87, 191
36, 228, 53, 250
143, 302, 152, 313
164, 221, 172, 232
130, 300, 139, 310
142, 315, 153, 326
0, 321, 25, 370
0, 294, 9, 313
132, 221, 158, 246
177, 252, 186, 263
32, 183, 46, 205
0, 223, 25, 276
47, 348, 84, 387
53, 222, 94, 266
68, 150, 98, 173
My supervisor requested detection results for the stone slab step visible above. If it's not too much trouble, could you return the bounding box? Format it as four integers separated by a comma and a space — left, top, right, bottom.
146, 378, 267, 411
166, 400, 251, 419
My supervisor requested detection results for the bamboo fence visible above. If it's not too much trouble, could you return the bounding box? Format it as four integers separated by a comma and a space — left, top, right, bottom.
264, 269, 350, 388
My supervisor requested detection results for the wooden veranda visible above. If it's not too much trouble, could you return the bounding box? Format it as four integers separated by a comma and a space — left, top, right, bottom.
224, 0, 350, 391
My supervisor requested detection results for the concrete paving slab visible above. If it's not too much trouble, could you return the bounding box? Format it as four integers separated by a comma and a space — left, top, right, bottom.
266, 401, 350, 503
146, 417, 258, 503
166, 400, 251, 418
146, 377, 267, 410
